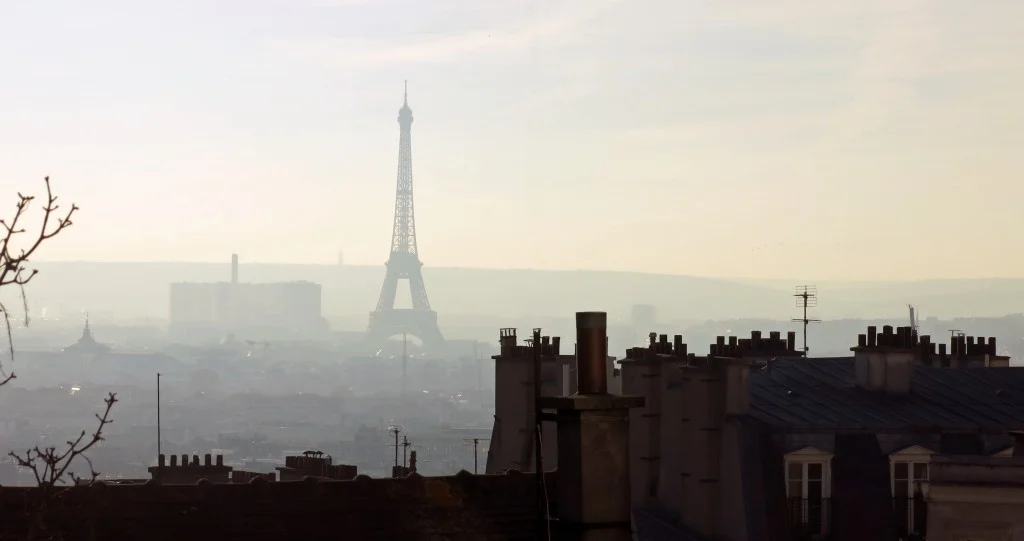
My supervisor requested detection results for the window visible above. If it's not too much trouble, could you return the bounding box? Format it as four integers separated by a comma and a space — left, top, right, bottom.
889, 446, 934, 539
784, 448, 833, 538
892, 460, 928, 536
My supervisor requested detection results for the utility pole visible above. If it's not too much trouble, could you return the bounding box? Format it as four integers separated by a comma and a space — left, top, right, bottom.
792, 285, 821, 355
468, 437, 491, 475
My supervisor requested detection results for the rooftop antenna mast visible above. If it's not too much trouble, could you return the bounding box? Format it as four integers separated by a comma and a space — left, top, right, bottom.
156, 372, 162, 483
387, 423, 403, 468
908, 304, 919, 334
792, 285, 820, 355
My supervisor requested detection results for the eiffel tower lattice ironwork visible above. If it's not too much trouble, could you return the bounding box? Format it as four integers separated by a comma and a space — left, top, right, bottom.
367, 82, 444, 349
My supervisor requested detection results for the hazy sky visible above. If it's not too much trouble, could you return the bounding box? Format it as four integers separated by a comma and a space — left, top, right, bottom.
1, 0, 1022, 280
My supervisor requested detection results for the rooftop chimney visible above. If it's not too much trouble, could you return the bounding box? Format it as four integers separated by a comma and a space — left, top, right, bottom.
853, 326, 915, 394
540, 312, 643, 540
576, 312, 608, 395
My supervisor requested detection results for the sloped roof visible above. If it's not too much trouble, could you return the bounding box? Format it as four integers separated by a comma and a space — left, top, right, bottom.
747, 358, 1024, 433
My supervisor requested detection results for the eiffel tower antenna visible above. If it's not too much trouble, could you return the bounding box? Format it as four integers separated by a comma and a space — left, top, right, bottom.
367, 82, 445, 350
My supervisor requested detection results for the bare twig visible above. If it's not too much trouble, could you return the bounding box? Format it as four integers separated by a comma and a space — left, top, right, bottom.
0, 176, 77, 376
8, 393, 117, 487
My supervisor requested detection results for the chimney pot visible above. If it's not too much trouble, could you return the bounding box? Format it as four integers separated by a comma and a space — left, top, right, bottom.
858, 334, 866, 347
728, 336, 738, 347
716, 336, 726, 347
787, 331, 797, 351
673, 335, 683, 355
205, 453, 212, 466
159, 454, 166, 467
181, 454, 188, 467
217, 454, 224, 467
553, 336, 561, 356
170, 455, 177, 467
648, 333, 656, 347
192, 455, 199, 467
576, 312, 608, 395
867, 326, 877, 347
883, 325, 893, 336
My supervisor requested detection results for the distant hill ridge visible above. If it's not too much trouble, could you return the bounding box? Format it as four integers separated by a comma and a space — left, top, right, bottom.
9, 261, 1024, 321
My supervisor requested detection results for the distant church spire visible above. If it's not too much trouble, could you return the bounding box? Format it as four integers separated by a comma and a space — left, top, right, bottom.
404, 80, 408, 105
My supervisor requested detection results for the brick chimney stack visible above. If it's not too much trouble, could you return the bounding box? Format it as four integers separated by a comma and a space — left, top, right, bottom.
540, 312, 643, 541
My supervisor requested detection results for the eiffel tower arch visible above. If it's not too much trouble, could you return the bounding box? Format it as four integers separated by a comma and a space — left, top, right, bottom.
367, 83, 445, 349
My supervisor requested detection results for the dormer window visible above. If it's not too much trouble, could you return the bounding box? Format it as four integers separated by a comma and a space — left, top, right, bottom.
889, 445, 934, 538
784, 446, 833, 538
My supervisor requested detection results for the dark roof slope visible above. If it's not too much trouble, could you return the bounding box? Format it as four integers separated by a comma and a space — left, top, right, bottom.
748, 358, 1024, 432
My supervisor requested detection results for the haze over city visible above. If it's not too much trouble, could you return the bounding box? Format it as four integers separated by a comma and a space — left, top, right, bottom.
3, 2, 1024, 540
2, 0, 1022, 279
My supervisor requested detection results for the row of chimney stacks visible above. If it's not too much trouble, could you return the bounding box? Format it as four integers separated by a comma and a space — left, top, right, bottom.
158, 454, 225, 468
856, 325, 998, 358
498, 328, 562, 357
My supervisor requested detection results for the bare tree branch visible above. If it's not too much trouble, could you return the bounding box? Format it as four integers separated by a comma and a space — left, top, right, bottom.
0, 176, 77, 380
8, 393, 117, 487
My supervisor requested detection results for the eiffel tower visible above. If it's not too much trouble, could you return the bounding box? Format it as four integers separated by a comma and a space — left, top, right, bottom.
367, 83, 445, 349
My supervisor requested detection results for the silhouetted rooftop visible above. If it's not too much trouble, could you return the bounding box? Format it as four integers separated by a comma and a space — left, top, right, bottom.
747, 357, 1024, 433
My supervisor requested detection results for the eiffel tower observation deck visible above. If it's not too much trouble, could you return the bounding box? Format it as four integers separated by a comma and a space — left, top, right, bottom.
366, 83, 445, 350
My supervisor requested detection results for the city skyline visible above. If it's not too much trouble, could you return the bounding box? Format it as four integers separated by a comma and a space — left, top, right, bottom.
2, 0, 1022, 280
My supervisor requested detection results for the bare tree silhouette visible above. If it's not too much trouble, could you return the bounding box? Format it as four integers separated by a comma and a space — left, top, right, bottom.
0, 176, 77, 383
0, 177, 116, 540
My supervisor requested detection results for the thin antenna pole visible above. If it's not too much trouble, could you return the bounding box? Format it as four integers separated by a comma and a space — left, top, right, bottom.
792, 285, 821, 355
155, 372, 161, 461
532, 328, 544, 538
391, 426, 400, 467
474, 438, 479, 475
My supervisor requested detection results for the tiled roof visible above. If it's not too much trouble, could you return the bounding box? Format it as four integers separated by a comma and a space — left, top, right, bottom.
747, 358, 1024, 432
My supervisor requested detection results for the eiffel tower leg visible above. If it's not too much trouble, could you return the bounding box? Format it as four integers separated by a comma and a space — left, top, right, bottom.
375, 263, 400, 312
408, 265, 431, 312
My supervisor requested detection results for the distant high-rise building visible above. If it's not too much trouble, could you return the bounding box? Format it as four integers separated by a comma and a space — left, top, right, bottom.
168, 254, 328, 341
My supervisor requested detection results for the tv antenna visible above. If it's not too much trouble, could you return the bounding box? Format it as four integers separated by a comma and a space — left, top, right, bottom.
792, 285, 820, 355
387, 423, 403, 467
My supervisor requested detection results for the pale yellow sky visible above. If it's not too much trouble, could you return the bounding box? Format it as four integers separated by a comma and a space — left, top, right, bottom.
1, 0, 1022, 280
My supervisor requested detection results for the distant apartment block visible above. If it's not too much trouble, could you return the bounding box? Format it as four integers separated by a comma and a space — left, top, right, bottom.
168, 254, 328, 341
